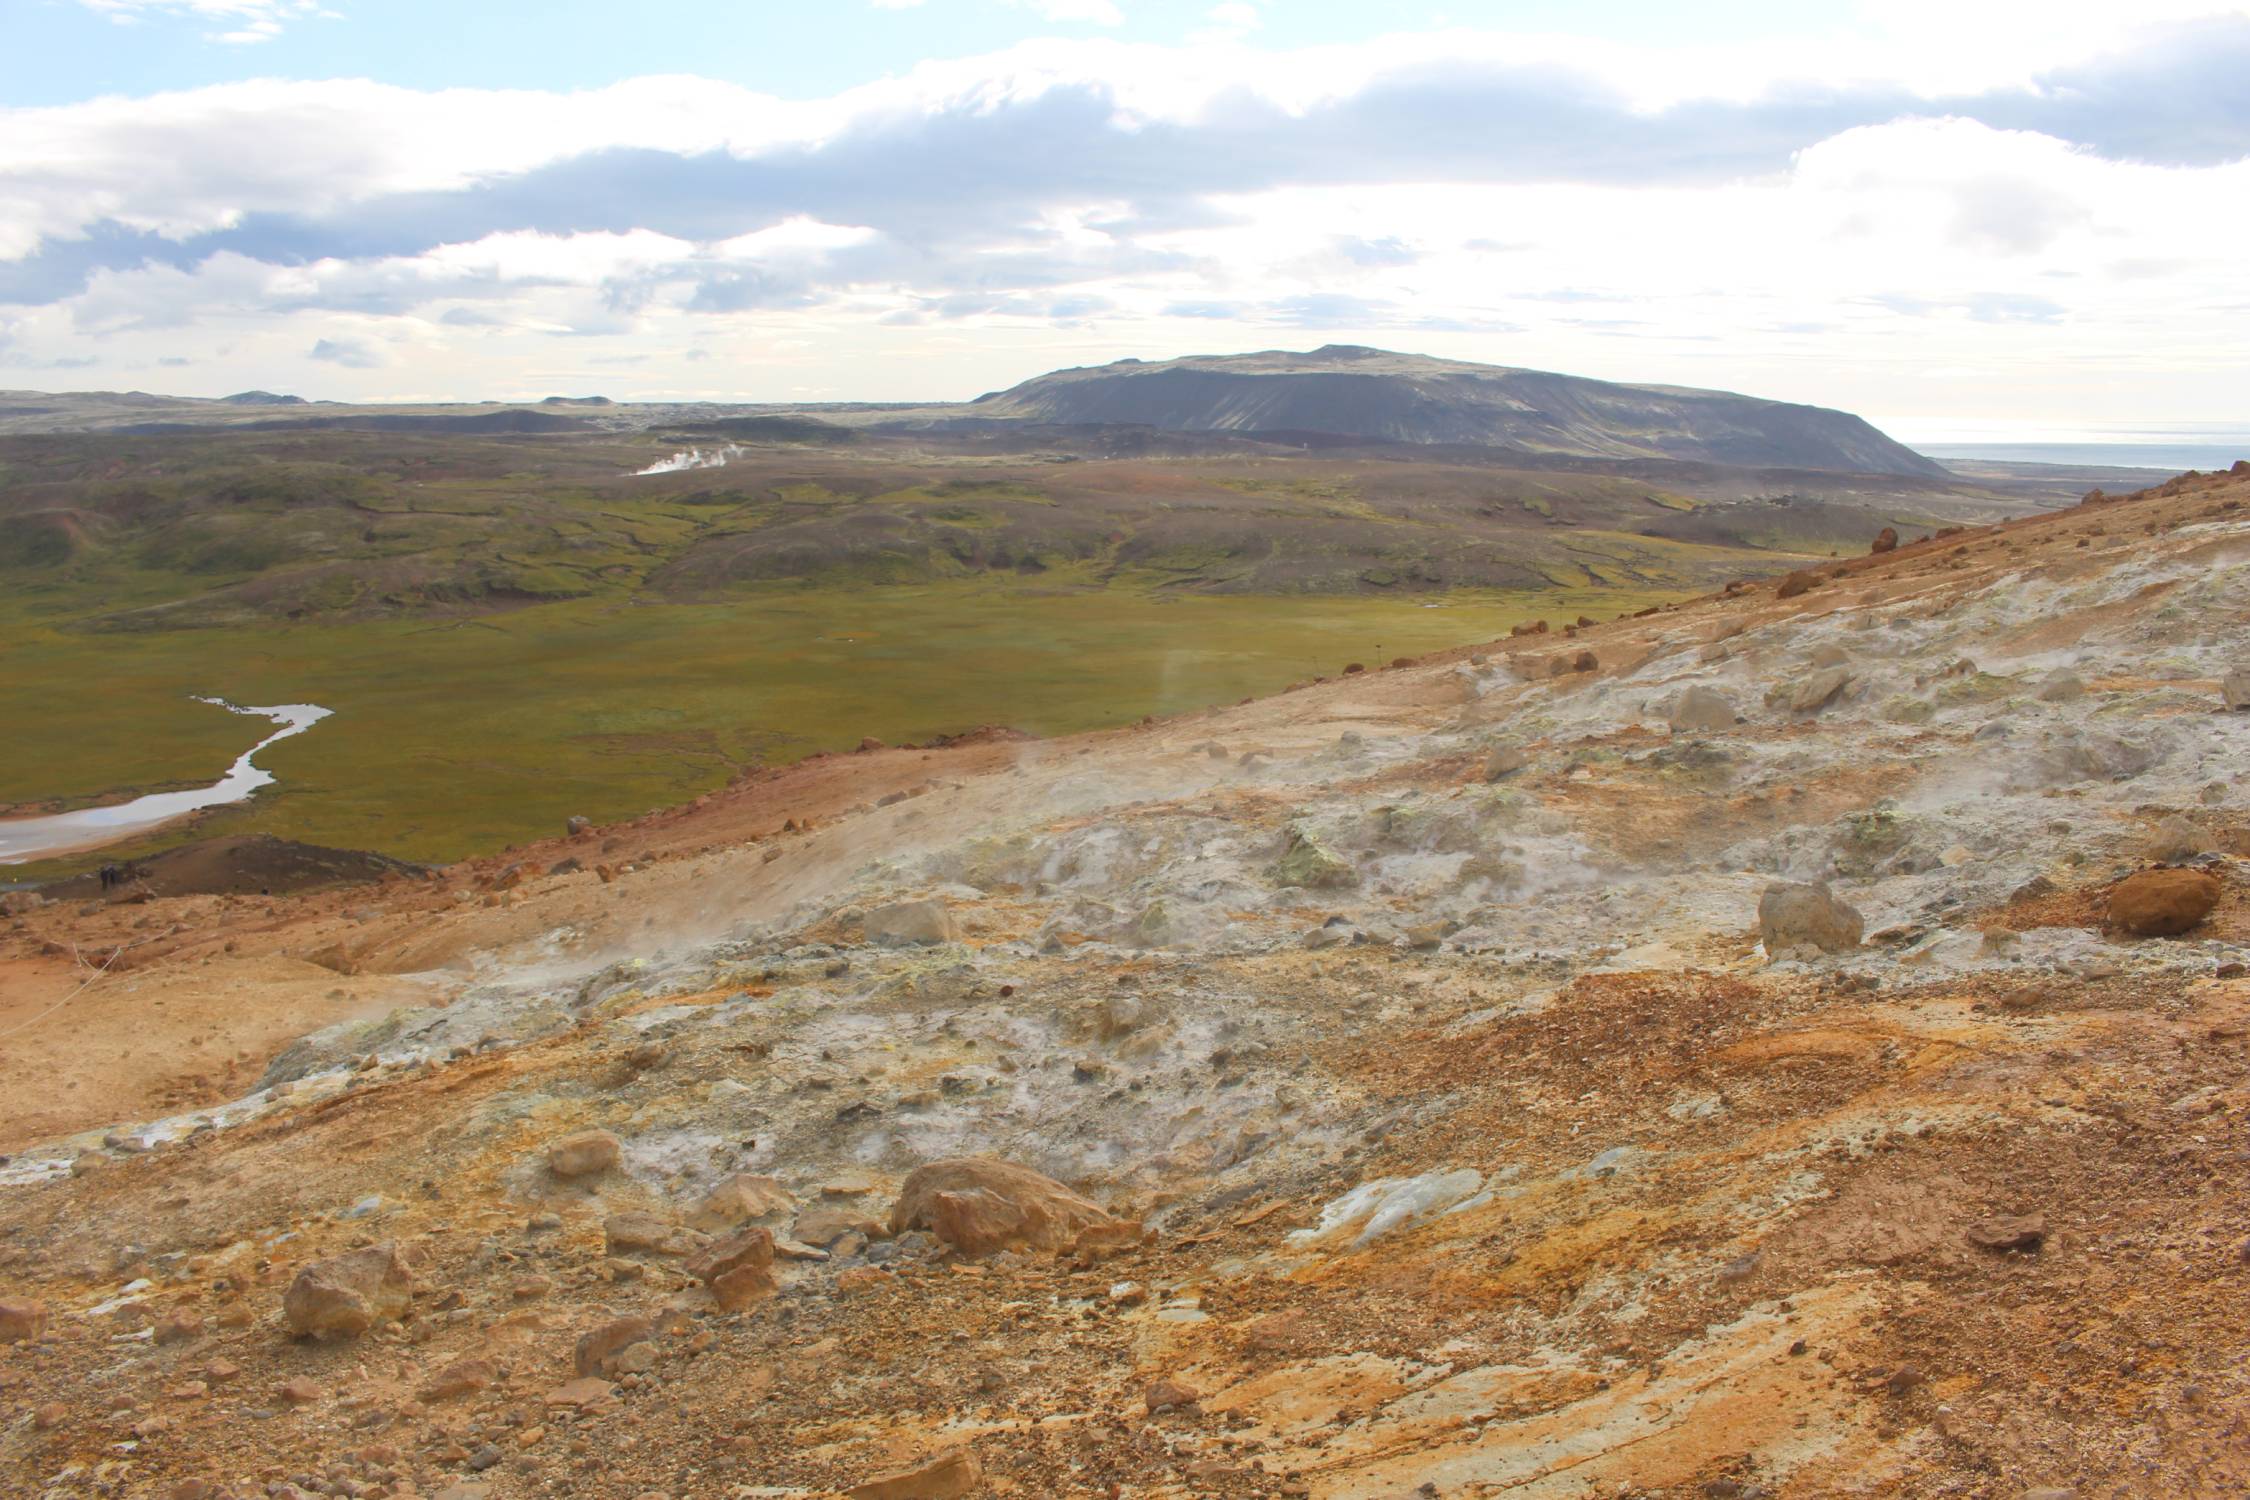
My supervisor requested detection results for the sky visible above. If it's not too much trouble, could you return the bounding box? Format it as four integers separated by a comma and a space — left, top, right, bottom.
3, 0, 2248, 440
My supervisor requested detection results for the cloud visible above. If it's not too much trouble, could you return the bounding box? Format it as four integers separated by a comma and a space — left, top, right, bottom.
308, 335, 381, 367
1012, 0, 1124, 23
1871, 292, 2067, 323
75, 0, 323, 44
1, 15, 2247, 420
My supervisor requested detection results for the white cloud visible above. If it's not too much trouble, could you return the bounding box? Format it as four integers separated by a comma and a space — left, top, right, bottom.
76, 0, 323, 44
1012, 0, 1125, 26
308, 334, 381, 367
4, 14, 2249, 426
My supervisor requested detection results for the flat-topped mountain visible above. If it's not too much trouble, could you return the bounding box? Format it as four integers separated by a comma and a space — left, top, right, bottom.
974, 345, 1946, 476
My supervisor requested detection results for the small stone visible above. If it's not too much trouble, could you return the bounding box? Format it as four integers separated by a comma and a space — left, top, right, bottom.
1272, 825, 1356, 889
2144, 816, 2210, 864
202, 1358, 242, 1385
792, 1206, 881, 1248
2221, 668, 2249, 711
0, 1297, 49, 1343
863, 898, 958, 946
466, 1443, 504, 1471
1145, 1377, 1201, 1412
1885, 1364, 1926, 1396
421, 1358, 496, 1402
710, 1262, 778, 1312
604, 1211, 694, 1258
283, 1243, 412, 1339
888, 1157, 1127, 1258
1770, 666, 1853, 714
687, 1226, 776, 1284
687, 1173, 791, 1232
575, 1315, 655, 1377
846, 1447, 983, 1500
2109, 868, 2222, 937
152, 1308, 205, 1344
33, 1400, 68, 1429
1483, 744, 1529, 780
1668, 686, 1737, 733
544, 1376, 618, 1410
546, 1130, 622, 1179
1966, 1215, 2048, 1253
1758, 882, 1864, 956
278, 1376, 324, 1407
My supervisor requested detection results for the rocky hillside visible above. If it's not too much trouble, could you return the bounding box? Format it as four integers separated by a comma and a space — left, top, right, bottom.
974, 345, 1950, 477
0, 466, 2246, 1499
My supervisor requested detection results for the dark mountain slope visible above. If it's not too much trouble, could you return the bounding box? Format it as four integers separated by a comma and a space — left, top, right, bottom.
973, 345, 1946, 477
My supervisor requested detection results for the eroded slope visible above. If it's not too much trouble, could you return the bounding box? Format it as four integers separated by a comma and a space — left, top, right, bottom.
1, 469, 2247, 1500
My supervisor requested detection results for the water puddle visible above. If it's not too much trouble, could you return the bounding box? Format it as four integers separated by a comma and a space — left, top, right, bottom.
0, 698, 330, 864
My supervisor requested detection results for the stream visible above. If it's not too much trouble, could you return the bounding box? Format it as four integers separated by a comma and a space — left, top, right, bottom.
0, 698, 330, 865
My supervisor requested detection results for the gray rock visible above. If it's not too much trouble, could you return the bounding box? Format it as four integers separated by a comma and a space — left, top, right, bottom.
1483, 744, 1529, 780
546, 1129, 622, 1179
1667, 686, 1737, 733
2224, 668, 2250, 711
1273, 826, 1355, 889
864, 898, 959, 946
2146, 816, 2209, 863
2035, 670, 2086, 702
282, 1243, 412, 1339
1778, 667, 1853, 715
1758, 881, 1864, 956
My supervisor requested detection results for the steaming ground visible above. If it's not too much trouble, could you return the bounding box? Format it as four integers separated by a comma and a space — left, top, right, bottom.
1, 469, 2247, 1499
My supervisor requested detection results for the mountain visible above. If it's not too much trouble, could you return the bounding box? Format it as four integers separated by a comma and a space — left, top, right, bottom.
973, 345, 1947, 477
218, 390, 305, 406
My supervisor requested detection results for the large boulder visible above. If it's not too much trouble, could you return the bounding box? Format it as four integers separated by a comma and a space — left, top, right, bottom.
2109, 868, 2222, 937
2223, 668, 2250, 711
1668, 686, 1737, 733
1758, 882, 1864, 956
283, 1244, 413, 1339
889, 1158, 1126, 1259
864, 899, 959, 946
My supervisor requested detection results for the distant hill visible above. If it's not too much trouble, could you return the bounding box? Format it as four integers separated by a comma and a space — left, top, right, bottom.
219, 390, 305, 406
973, 345, 1947, 477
